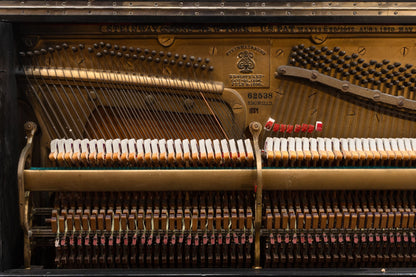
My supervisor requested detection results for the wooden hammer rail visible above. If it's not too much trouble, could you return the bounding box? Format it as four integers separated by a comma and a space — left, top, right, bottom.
23, 67, 224, 94
23, 168, 416, 191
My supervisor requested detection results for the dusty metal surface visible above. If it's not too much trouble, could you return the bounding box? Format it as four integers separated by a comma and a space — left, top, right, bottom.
1, 1, 416, 18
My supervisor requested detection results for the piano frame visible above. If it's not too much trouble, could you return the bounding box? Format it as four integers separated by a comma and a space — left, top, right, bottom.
3, 1, 416, 276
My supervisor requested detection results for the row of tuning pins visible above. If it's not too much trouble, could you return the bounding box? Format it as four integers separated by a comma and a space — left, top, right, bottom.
55, 232, 253, 268
289, 44, 416, 96
20, 42, 214, 71
264, 231, 416, 268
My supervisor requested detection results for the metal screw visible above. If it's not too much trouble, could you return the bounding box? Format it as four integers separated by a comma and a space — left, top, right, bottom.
358, 47, 366, 55
311, 72, 318, 80
209, 46, 217, 56
397, 96, 405, 107
342, 83, 349, 91
232, 103, 243, 113
275, 49, 284, 57
251, 122, 260, 131
184, 98, 194, 110
373, 92, 380, 100
278, 67, 286, 75
158, 35, 175, 47
401, 47, 409, 57
311, 34, 328, 44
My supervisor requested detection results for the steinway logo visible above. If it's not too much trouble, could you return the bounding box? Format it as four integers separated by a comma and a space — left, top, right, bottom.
226, 44, 268, 88
226, 45, 265, 74
237, 50, 255, 74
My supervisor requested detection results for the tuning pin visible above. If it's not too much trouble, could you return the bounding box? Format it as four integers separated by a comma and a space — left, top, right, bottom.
147, 56, 153, 62
201, 64, 207, 70
193, 63, 199, 69
93, 43, 99, 49
186, 62, 191, 67
209, 66, 214, 71
71, 47, 78, 52
155, 57, 160, 63
62, 43, 69, 49
177, 61, 183, 66
170, 59, 175, 65
114, 45, 120, 50
121, 45, 127, 51
182, 54, 187, 60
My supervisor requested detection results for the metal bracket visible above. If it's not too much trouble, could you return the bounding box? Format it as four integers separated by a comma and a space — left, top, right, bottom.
276, 65, 416, 112
17, 121, 37, 269
249, 121, 263, 269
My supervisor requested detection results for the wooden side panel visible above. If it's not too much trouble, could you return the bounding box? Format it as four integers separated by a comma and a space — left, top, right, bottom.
0, 22, 22, 271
